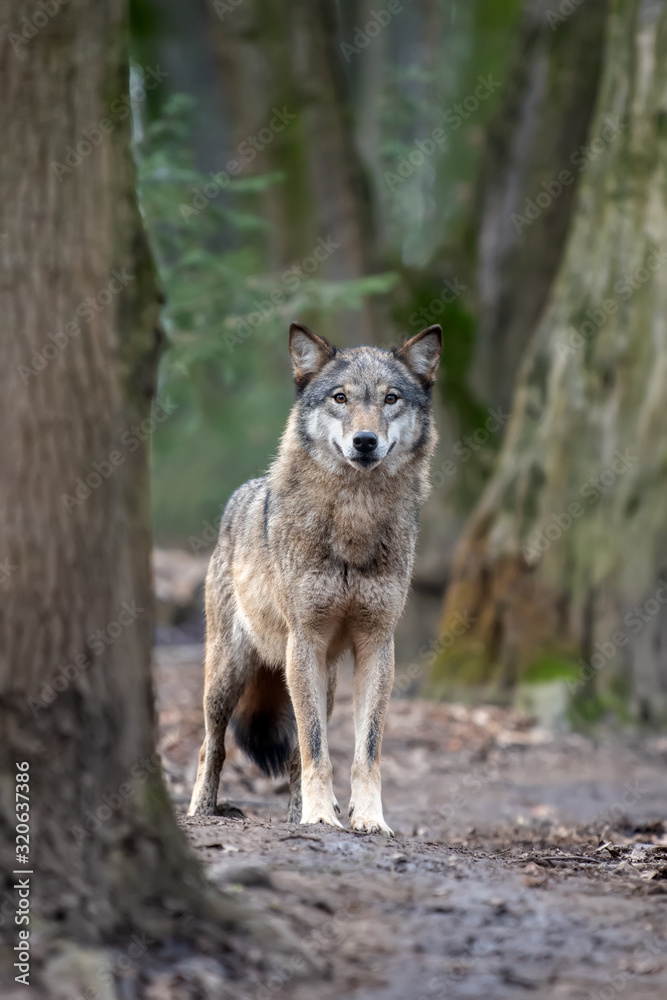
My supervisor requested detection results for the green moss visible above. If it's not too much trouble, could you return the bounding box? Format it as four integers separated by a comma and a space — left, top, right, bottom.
430, 637, 496, 693
522, 653, 580, 685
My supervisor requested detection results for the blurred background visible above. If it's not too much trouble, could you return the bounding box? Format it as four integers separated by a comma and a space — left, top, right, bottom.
135, 0, 667, 731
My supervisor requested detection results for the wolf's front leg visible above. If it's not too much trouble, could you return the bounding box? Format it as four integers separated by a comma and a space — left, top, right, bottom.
285, 633, 342, 828
349, 636, 394, 836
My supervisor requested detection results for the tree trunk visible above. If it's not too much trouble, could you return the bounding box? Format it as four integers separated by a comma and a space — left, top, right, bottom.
206, 0, 384, 344
0, 1, 263, 992
435, 0, 667, 723
392, 0, 608, 595
469, 0, 608, 414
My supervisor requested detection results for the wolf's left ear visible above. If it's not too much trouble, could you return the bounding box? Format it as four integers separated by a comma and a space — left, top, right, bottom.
289, 322, 335, 388
394, 325, 442, 386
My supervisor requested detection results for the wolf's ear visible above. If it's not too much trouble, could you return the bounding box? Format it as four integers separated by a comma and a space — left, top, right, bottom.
289, 322, 335, 387
394, 325, 442, 386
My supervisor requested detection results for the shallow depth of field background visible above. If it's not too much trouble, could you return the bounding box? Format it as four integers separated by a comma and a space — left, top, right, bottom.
138, 0, 667, 732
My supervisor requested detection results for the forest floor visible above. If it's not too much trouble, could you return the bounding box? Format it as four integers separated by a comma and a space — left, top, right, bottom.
156, 646, 667, 1000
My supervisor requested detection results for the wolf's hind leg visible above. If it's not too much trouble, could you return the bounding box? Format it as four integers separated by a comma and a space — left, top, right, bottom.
349, 637, 394, 836
188, 640, 247, 817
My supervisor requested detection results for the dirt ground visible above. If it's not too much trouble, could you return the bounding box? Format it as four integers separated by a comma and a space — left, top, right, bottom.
155, 645, 667, 1000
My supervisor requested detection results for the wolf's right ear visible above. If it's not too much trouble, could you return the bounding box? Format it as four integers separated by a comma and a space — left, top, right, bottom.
289, 323, 335, 388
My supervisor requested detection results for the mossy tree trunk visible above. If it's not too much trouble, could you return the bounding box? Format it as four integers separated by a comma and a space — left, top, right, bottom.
0, 0, 256, 992
436, 0, 667, 723
400, 0, 609, 590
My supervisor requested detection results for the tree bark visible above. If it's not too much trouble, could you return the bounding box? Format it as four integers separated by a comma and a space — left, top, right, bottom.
392, 0, 608, 598
0, 1, 262, 991
469, 0, 608, 414
436, 0, 667, 722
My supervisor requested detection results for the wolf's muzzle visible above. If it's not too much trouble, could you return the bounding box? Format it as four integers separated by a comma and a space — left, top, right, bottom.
352, 431, 378, 454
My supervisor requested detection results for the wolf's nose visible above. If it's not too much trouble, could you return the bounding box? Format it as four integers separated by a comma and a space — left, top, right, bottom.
353, 431, 378, 453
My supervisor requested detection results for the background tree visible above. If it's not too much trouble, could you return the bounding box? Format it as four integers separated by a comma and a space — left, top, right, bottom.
206, 0, 384, 345
436, 0, 667, 723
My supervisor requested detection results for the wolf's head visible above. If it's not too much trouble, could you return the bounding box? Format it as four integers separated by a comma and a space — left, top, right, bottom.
288, 322, 442, 474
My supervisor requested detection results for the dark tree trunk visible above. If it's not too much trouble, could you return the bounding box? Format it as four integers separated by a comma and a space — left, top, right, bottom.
0, 0, 267, 992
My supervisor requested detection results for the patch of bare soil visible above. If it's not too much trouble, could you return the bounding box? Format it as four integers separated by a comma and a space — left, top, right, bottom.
156, 646, 667, 1000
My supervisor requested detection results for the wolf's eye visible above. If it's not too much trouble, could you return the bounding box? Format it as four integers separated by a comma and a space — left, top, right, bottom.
333, 392, 347, 404
385, 393, 399, 405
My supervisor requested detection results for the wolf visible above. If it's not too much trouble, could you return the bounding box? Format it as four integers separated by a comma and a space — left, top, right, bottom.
188, 321, 442, 834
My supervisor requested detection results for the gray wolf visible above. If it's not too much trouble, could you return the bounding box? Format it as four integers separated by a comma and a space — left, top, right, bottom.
188, 321, 442, 834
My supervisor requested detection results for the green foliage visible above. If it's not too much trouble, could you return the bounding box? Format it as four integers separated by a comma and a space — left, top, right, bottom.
136, 95, 396, 543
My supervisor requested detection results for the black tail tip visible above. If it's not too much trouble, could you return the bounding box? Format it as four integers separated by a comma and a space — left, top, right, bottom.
230, 711, 296, 777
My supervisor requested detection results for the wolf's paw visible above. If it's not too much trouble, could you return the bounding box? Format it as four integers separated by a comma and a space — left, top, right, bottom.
215, 801, 246, 819
300, 804, 344, 829
348, 807, 393, 836
187, 799, 215, 818
187, 799, 245, 819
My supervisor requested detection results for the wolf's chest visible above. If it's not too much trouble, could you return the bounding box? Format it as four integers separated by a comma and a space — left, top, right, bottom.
323, 498, 416, 578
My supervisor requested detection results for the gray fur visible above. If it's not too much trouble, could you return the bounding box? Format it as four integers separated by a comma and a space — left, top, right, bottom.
188, 323, 442, 834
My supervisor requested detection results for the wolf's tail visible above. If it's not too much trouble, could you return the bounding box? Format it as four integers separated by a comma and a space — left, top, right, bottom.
230, 666, 297, 777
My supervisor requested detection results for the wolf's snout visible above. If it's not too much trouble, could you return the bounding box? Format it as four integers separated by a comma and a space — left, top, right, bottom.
353, 431, 378, 454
